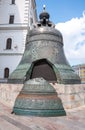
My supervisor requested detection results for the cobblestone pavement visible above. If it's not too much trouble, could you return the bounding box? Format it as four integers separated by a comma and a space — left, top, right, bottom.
0, 102, 85, 130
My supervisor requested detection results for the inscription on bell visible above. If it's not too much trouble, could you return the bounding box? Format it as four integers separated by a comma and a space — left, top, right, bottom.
8, 7, 81, 117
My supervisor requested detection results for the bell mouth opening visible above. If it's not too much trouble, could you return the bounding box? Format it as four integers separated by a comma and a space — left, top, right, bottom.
27, 59, 57, 83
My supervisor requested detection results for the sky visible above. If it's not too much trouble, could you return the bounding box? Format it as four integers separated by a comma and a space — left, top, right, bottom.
36, 0, 85, 65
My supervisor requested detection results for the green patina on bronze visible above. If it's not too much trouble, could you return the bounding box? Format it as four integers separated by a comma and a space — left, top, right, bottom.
13, 78, 66, 116
9, 7, 81, 116
8, 8, 81, 84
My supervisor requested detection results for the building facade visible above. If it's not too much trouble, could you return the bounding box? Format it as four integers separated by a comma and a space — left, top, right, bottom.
0, 0, 37, 82
73, 64, 85, 84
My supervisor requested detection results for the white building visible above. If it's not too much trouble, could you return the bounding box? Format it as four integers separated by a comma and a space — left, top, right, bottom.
0, 0, 37, 82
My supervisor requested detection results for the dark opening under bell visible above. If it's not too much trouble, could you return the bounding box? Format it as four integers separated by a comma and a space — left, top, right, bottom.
8, 7, 81, 116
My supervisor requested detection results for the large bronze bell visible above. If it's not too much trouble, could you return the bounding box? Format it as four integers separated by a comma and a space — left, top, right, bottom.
8, 7, 80, 116
13, 78, 66, 116
8, 7, 80, 84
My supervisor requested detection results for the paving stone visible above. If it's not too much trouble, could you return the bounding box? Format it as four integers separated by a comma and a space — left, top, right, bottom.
0, 102, 85, 130
0, 116, 20, 130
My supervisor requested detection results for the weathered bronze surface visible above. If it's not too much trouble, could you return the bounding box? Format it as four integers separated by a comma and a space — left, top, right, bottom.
9, 7, 80, 116
13, 78, 66, 116
8, 8, 81, 84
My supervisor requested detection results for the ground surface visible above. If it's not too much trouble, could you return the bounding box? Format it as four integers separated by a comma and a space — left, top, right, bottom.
0, 102, 85, 130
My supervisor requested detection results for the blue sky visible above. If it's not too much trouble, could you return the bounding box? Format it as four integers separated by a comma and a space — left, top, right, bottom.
36, 0, 85, 23
36, 0, 85, 65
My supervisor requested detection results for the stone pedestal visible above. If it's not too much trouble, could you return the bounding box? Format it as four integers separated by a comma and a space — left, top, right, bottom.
51, 83, 85, 109
0, 84, 23, 108
0, 83, 85, 113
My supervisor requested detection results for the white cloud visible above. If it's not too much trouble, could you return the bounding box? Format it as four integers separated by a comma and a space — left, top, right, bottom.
55, 11, 85, 65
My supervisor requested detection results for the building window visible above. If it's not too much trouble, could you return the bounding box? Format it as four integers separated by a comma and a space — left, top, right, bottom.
11, 0, 15, 4
6, 38, 12, 49
4, 68, 9, 78
9, 15, 14, 24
